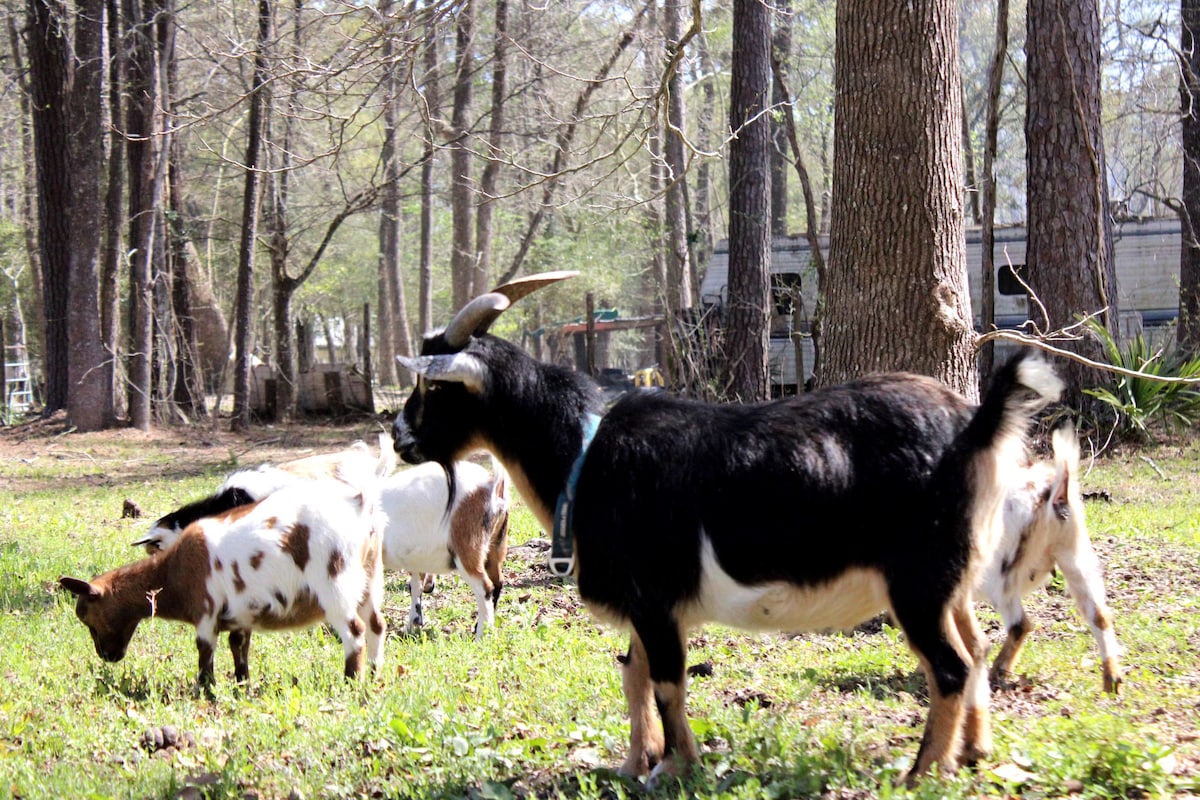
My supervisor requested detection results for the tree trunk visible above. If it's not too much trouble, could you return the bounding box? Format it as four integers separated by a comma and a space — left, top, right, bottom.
66, 0, 111, 430
449, 0, 475, 311
770, 0, 792, 237
102, 0, 126, 416
692, 29, 716, 281
1026, 0, 1115, 406
26, 0, 71, 413
473, 0, 508, 299
663, 0, 694, 314
231, 0, 272, 430
418, 16, 440, 336
1180, 0, 1200, 356
379, 0, 412, 386
6, 18, 45, 366
125, 0, 165, 430
818, 0, 976, 400
722, 0, 773, 402
979, 0, 1011, 380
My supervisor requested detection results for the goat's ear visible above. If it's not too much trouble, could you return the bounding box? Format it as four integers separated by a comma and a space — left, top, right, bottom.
397, 353, 486, 393
129, 533, 163, 551
59, 577, 100, 598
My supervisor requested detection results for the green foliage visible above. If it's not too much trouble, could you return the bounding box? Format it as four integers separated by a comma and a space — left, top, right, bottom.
1083, 318, 1200, 438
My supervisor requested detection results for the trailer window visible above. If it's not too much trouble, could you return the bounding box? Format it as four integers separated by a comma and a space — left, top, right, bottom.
997, 263, 1028, 296
771, 273, 803, 315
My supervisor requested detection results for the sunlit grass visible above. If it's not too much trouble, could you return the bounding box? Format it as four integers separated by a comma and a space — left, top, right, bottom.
1, 424, 1198, 798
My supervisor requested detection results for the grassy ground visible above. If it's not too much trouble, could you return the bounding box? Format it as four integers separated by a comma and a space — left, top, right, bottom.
0, 415, 1198, 799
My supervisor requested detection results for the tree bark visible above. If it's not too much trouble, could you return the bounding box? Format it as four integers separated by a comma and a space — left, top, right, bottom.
418, 15, 439, 335
818, 0, 976, 400
66, 0, 111, 430
6, 17, 45, 364
449, 0, 475, 312
723, 0, 773, 402
125, 0, 166, 430
663, 0, 694, 314
473, 0, 508, 299
770, 0, 792, 237
231, 0, 272, 430
979, 0, 1011, 380
26, 0, 71, 414
1180, 0, 1200, 355
102, 0, 126, 416
1026, 0, 1116, 406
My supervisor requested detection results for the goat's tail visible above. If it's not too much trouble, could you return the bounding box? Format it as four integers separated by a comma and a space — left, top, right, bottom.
951, 350, 1064, 588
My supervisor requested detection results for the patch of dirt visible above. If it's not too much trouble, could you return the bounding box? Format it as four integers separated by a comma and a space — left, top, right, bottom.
0, 411, 395, 492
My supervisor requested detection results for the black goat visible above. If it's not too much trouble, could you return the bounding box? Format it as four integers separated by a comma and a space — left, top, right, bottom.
392, 272, 1061, 785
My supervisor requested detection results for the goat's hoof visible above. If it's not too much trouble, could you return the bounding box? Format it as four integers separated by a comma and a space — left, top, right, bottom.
1103, 671, 1122, 695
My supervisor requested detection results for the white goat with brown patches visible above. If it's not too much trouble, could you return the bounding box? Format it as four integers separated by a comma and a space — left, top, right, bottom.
61, 477, 387, 688
136, 437, 394, 554
380, 460, 510, 638
983, 422, 1122, 693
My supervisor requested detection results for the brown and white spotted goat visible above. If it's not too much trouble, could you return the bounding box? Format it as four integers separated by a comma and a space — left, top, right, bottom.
983, 421, 1122, 693
60, 476, 387, 687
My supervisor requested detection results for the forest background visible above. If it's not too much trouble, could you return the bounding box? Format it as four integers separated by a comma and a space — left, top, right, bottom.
0, 0, 1196, 433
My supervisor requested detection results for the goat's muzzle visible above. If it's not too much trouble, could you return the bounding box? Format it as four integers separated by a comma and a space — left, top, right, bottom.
391, 420, 425, 465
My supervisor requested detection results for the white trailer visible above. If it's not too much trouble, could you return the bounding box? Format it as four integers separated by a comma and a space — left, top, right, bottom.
699, 217, 1182, 390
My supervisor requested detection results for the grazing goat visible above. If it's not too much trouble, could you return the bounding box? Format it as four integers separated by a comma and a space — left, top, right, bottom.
139, 440, 510, 639
380, 459, 510, 638
390, 272, 1062, 785
984, 422, 1122, 693
135, 437, 393, 554
61, 477, 387, 687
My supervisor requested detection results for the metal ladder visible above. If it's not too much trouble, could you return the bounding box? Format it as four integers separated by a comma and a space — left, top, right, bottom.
4, 343, 33, 412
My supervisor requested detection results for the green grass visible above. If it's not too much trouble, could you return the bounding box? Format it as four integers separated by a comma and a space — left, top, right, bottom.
1, 421, 1198, 799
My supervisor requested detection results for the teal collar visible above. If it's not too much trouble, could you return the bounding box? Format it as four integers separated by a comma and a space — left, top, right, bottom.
549, 413, 602, 578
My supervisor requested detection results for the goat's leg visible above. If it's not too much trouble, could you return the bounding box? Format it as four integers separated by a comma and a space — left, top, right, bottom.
617, 633, 663, 778
951, 600, 992, 765
228, 629, 252, 684
484, 535, 507, 615
634, 612, 699, 785
360, 567, 387, 671
1054, 540, 1122, 693
406, 573, 425, 634
463, 571, 496, 639
315, 576, 367, 679
893, 598, 968, 782
195, 615, 219, 693
989, 591, 1032, 688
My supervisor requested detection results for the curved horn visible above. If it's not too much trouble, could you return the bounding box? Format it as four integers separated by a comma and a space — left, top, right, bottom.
443, 293, 510, 349
442, 271, 581, 349
492, 270, 580, 304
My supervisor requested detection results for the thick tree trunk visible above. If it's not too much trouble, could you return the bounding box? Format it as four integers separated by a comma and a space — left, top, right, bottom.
26, 0, 71, 413
722, 0, 773, 402
66, 0, 111, 430
1025, 0, 1115, 406
1180, 0, 1200, 356
818, 0, 976, 400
